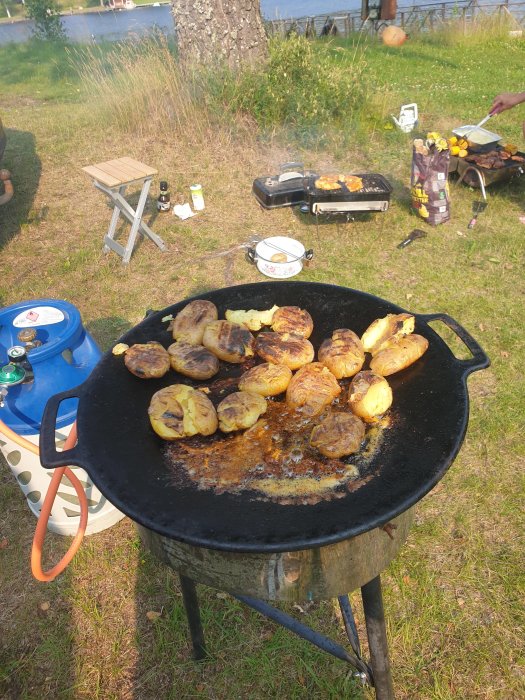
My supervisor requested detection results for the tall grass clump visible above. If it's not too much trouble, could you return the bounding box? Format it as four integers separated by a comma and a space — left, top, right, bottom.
73, 35, 211, 140
417, 11, 519, 46
227, 35, 368, 132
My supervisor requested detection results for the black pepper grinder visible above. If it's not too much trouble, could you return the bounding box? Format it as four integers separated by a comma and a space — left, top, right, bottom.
157, 180, 171, 213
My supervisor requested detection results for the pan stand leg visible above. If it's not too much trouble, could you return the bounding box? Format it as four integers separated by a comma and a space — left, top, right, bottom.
179, 574, 206, 660
361, 575, 394, 700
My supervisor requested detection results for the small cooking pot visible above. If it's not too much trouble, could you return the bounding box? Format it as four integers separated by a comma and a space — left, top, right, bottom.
247, 236, 313, 278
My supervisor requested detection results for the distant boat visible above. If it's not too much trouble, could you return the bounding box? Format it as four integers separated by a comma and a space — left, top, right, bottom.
108, 0, 136, 10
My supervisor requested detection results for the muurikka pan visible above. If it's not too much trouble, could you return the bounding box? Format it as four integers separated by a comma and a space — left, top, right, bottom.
40, 282, 489, 553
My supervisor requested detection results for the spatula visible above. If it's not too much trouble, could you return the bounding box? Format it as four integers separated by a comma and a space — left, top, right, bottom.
397, 229, 427, 249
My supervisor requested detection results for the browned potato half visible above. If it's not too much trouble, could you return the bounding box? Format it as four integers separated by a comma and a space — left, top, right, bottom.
124, 342, 170, 379
318, 328, 365, 379
369, 334, 429, 376
286, 362, 341, 416
202, 320, 255, 363
148, 384, 218, 440
310, 412, 366, 458
271, 306, 314, 338
167, 341, 219, 380
238, 362, 292, 396
217, 391, 267, 433
361, 313, 415, 355
225, 305, 279, 331
255, 332, 314, 370
171, 300, 218, 344
348, 371, 393, 423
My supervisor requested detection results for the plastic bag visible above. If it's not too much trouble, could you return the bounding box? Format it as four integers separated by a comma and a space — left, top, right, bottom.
411, 142, 450, 226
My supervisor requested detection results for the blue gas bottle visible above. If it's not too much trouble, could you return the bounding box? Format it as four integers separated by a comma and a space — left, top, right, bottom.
0, 299, 101, 434
0, 299, 124, 535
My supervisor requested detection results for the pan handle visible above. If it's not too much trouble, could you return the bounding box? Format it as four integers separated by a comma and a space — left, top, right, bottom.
39, 387, 84, 469
419, 313, 490, 376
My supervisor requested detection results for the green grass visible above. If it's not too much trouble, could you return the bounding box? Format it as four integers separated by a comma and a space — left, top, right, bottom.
1, 29, 525, 700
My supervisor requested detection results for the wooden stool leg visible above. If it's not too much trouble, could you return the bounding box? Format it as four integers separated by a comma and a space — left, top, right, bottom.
103, 185, 126, 254
122, 178, 152, 264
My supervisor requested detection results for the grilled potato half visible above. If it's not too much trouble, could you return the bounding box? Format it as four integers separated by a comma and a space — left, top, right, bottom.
171, 300, 218, 344
238, 362, 292, 396
255, 332, 314, 370
167, 341, 219, 380
124, 342, 171, 379
369, 334, 429, 376
310, 412, 366, 458
202, 320, 255, 363
217, 391, 267, 433
271, 306, 314, 338
286, 362, 341, 416
348, 371, 393, 423
318, 328, 365, 379
149, 384, 218, 440
361, 313, 415, 355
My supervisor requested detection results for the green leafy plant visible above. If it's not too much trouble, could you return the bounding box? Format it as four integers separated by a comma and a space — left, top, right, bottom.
25, 0, 66, 41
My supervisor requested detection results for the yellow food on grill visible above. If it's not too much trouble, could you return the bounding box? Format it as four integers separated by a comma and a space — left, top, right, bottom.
225, 305, 279, 331
171, 300, 218, 344
315, 176, 342, 190
124, 342, 171, 379
202, 320, 255, 363
238, 362, 292, 396
217, 391, 267, 433
318, 328, 365, 379
370, 334, 429, 376
255, 332, 315, 370
340, 174, 363, 192
167, 341, 219, 380
148, 384, 218, 439
361, 313, 415, 355
271, 306, 314, 338
348, 371, 393, 423
286, 362, 341, 416
310, 412, 366, 458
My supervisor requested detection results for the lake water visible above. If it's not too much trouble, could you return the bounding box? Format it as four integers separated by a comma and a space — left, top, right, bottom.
0, 0, 488, 45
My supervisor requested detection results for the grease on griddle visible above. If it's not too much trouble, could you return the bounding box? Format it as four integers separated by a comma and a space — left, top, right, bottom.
164, 396, 389, 505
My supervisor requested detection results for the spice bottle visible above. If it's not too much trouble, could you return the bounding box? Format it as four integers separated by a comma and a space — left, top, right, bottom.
157, 181, 171, 212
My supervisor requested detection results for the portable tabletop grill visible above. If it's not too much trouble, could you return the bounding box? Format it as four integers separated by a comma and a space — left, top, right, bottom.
305, 173, 393, 214
252, 164, 393, 216
450, 126, 524, 200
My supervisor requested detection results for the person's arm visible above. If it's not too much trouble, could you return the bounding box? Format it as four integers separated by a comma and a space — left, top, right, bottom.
491, 91, 525, 114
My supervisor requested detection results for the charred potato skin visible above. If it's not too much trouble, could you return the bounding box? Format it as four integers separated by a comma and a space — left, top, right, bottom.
255, 332, 315, 370
148, 384, 218, 440
217, 391, 267, 433
202, 320, 255, 363
171, 300, 218, 344
348, 371, 393, 423
361, 313, 415, 355
310, 412, 366, 458
238, 362, 292, 397
167, 341, 220, 380
369, 334, 429, 376
318, 328, 365, 379
124, 342, 171, 379
286, 362, 341, 416
271, 306, 314, 338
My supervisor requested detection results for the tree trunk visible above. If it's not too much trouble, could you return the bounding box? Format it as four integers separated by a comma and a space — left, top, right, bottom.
171, 0, 268, 70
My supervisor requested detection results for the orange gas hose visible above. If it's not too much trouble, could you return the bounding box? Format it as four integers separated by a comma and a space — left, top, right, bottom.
0, 419, 88, 582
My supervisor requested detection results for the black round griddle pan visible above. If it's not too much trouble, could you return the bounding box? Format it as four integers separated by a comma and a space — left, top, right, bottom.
40, 282, 489, 553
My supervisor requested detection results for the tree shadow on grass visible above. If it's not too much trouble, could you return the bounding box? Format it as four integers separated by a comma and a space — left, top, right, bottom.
0, 128, 41, 252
